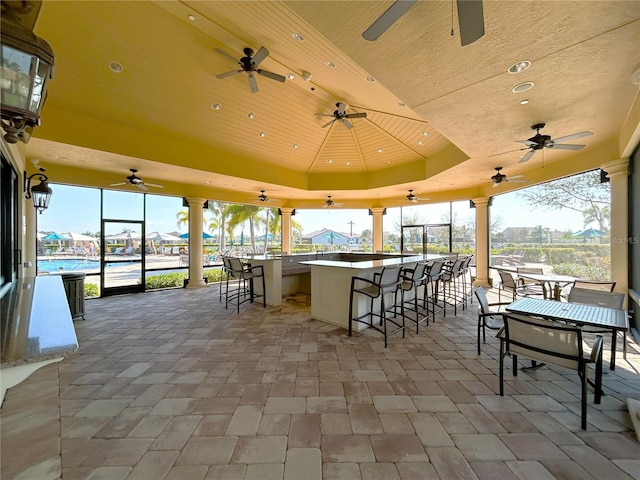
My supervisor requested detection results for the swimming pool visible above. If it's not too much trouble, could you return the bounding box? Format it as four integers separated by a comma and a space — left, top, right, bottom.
37, 258, 134, 273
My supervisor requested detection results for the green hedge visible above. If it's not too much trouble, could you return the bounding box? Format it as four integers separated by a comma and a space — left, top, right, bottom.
84, 283, 99, 298
552, 262, 610, 281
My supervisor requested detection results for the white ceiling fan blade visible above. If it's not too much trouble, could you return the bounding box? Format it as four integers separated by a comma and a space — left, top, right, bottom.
346, 112, 367, 119
509, 179, 529, 183
248, 73, 259, 93
457, 0, 485, 46
257, 69, 286, 83
109, 182, 126, 187
322, 119, 336, 128
216, 70, 242, 79
492, 182, 501, 188
362, 0, 418, 41
144, 183, 164, 188
340, 119, 353, 129
509, 174, 524, 179
137, 183, 149, 191
547, 143, 585, 150
518, 150, 536, 163
516, 139, 536, 146
251, 46, 269, 66
489, 147, 528, 157
215, 48, 239, 64
551, 131, 593, 143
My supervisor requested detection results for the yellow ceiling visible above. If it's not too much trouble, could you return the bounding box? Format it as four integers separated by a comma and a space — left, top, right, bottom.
22, 0, 640, 209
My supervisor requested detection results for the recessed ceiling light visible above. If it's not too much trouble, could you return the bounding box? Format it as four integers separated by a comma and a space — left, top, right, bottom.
108, 61, 123, 73
292, 144, 299, 149
325, 61, 336, 68
387, 161, 392, 164
346, 161, 351, 165
398, 102, 406, 106
422, 130, 429, 136
520, 99, 529, 105
211, 102, 221, 110
417, 140, 424, 145
206, 180, 212, 184
327, 159, 333, 164
512, 82, 534, 93
247, 112, 255, 119
508, 60, 531, 74
287, 73, 296, 80
365, 76, 375, 83
377, 147, 383, 153
187, 14, 196, 21
259, 131, 266, 137
292, 33, 305, 42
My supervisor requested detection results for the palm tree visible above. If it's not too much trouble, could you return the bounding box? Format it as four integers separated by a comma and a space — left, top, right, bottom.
226, 204, 261, 251
208, 201, 230, 250
176, 210, 189, 229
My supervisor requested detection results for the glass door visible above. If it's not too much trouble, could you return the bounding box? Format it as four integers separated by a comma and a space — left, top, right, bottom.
401, 223, 452, 254
101, 219, 145, 296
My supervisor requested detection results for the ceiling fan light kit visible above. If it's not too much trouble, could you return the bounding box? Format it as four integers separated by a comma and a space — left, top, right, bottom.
215, 46, 286, 93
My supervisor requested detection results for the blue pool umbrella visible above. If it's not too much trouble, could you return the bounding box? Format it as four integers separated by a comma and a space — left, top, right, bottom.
324, 231, 337, 244
571, 228, 605, 238
43, 232, 70, 241
240, 231, 245, 246
178, 232, 214, 239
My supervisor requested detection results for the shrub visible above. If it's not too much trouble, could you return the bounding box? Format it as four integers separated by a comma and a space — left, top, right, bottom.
84, 283, 99, 298
546, 248, 576, 265
146, 272, 187, 289
552, 263, 610, 281
204, 269, 225, 283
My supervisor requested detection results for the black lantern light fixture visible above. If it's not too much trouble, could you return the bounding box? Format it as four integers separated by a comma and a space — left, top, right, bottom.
1, 1, 55, 143
24, 171, 52, 213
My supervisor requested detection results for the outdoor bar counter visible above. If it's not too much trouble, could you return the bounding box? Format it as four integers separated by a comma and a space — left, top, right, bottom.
300, 253, 450, 331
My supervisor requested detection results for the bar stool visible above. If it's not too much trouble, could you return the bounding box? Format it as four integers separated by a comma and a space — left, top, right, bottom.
224, 256, 266, 313
424, 258, 446, 321
398, 262, 429, 333
348, 266, 405, 348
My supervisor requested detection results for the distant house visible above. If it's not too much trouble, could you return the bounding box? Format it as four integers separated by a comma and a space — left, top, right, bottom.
301, 228, 352, 246
501, 227, 532, 243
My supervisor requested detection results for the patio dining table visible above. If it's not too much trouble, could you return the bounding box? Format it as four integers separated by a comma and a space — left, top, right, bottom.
516, 272, 579, 300
506, 297, 629, 370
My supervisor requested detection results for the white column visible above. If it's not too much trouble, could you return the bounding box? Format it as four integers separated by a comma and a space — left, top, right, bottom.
280, 208, 294, 255
24, 196, 37, 276
185, 197, 207, 288
472, 197, 491, 287
370, 208, 385, 253
602, 159, 629, 298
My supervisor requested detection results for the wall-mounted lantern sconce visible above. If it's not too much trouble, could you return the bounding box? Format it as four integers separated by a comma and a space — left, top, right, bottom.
24, 171, 52, 213
1, 1, 55, 144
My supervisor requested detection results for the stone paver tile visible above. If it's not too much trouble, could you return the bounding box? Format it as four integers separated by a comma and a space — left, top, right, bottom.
505, 460, 555, 480
319, 382, 344, 397
434, 413, 477, 434
191, 397, 239, 415
411, 395, 459, 412
352, 369, 388, 382
116, 362, 152, 378
539, 459, 596, 479
439, 369, 478, 381
192, 415, 231, 436
264, 397, 305, 414
165, 465, 209, 480
452, 433, 517, 461
344, 382, 373, 405
578, 432, 640, 459
62, 417, 111, 439
294, 377, 319, 397
320, 413, 352, 435
257, 414, 291, 435
438, 381, 476, 403
231, 435, 288, 464
284, 448, 322, 480
612, 460, 640, 479
239, 383, 270, 405
126, 450, 179, 480
492, 412, 538, 433
349, 404, 384, 434
426, 447, 477, 480
520, 412, 583, 445
396, 461, 439, 480
76, 399, 131, 417
127, 415, 173, 438
225, 405, 262, 436
359, 462, 401, 479
470, 460, 518, 480
560, 445, 635, 480
513, 395, 567, 412
289, 414, 320, 448
306, 396, 347, 414
322, 463, 360, 480
148, 398, 199, 415
151, 415, 202, 450
370, 433, 428, 462
458, 403, 507, 433
80, 438, 154, 467
175, 436, 238, 465
94, 407, 151, 439
85, 466, 131, 479
475, 394, 527, 412
321, 435, 375, 463
372, 395, 417, 413
407, 412, 454, 447
498, 433, 569, 460
205, 464, 247, 480
378, 413, 415, 434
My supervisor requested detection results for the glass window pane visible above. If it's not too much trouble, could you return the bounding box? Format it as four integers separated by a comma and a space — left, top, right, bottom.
103, 189, 144, 220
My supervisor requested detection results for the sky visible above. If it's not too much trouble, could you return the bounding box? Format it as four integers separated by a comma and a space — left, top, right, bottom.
36, 183, 587, 239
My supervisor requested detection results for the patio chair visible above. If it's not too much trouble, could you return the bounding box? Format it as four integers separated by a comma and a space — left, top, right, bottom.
474, 286, 509, 354
224, 256, 266, 313
516, 267, 546, 298
498, 313, 603, 430
497, 270, 525, 303
572, 280, 616, 292
568, 286, 628, 361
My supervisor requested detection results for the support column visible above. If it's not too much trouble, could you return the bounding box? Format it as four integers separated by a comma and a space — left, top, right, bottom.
279, 208, 294, 255
370, 208, 386, 253
185, 197, 207, 288
602, 159, 629, 298
24, 197, 37, 277
472, 197, 491, 287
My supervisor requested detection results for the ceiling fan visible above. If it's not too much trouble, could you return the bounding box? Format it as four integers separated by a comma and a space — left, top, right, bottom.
406, 189, 430, 203
491, 167, 528, 188
257, 190, 276, 203
362, 0, 484, 46
315, 102, 367, 129
215, 46, 286, 93
493, 123, 593, 163
323, 196, 343, 208
110, 169, 164, 191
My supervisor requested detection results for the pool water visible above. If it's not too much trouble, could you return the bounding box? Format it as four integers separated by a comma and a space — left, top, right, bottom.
37, 259, 133, 273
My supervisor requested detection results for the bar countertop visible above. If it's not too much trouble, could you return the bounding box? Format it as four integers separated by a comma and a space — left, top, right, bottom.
299, 253, 450, 270
1, 276, 78, 367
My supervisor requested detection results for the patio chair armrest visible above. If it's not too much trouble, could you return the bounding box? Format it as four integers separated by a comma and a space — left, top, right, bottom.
589, 335, 604, 363
351, 276, 376, 288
